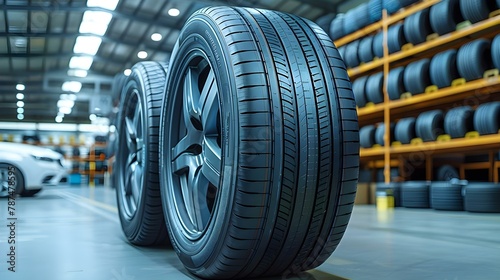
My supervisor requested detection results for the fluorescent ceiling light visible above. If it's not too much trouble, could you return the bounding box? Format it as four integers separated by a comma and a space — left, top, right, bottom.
73, 36, 102, 55
168, 8, 180, 17
17, 108, 24, 114
137, 51, 148, 59
17, 101, 24, 108
151, 33, 162, 41
69, 56, 93, 70
89, 114, 97, 121
124, 69, 131, 76
17, 114, 24, 120
87, 0, 120, 10
60, 93, 77, 101
16, 84, 25, 91
59, 107, 72, 115
55, 116, 63, 123
62, 81, 82, 93
57, 100, 75, 108
16, 93, 24, 100
79, 11, 113, 36
67, 69, 88, 78
57, 112, 65, 118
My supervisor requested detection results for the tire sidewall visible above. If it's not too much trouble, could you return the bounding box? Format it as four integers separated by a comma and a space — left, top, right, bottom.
116, 71, 150, 238
160, 14, 238, 270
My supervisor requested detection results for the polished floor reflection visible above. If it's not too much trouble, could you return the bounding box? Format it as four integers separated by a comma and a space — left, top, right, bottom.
0, 185, 499, 280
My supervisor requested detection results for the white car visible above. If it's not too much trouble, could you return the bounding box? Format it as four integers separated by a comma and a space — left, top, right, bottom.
0, 142, 68, 197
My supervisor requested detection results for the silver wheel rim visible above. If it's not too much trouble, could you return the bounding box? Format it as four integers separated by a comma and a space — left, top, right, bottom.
170, 55, 222, 240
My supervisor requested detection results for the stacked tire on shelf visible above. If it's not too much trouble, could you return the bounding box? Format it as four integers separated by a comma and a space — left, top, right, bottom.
115, 7, 360, 279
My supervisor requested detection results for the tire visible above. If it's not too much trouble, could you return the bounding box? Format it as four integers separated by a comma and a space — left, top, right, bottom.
343, 9, 358, 35
387, 66, 406, 100
473, 102, 500, 135
369, 0, 383, 23
0, 163, 25, 197
315, 13, 336, 33
344, 40, 361, 68
430, 179, 467, 211
394, 117, 416, 144
365, 72, 384, 104
430, 0, 464, 35
460, 0, 496, 24
376, 182, 401, 207
354, 3, 371, 30
387, 23, 406, 54
457, 39, 493, 81
360, 125, 377, 148
159, 7, 359, 279
352, 76, 368, 107
403, 58, 431, 95
329, 14, 345, 41
383, 0, 401, 15
401, 181, 430, 208
400, 0, 419, 7
375, 122, 395, 146
416, 110, 445, 142
464, 182, 500, 213
492, 34, 500, 71
444, 106, 474, 138
115, 62, 169, 246
359, 36, 375, 64
430, 49, 460, 88
435, 165, 460, 181
373, 32, 384, 58
403, 8, 432, 45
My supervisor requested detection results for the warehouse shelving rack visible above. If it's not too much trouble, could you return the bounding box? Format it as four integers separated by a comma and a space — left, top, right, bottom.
335, 0, 500, 183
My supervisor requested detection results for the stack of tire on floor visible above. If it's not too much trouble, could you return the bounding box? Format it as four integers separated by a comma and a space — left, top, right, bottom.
114, 6, 360, 280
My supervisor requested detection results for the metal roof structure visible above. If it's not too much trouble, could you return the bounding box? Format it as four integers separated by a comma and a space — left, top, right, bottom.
0, 0, 338, 124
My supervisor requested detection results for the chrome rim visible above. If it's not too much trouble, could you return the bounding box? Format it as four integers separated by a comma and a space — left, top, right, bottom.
170, 56, 222, 240
0, 167, 9, 192
120, 89, 145, 218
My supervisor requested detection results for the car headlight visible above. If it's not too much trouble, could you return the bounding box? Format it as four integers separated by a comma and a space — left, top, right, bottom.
31, 155, 57, 163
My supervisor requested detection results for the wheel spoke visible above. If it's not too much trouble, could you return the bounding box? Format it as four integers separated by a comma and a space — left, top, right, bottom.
171, 132, 202, 160
131, 162, 142, 203
133, 105, 143, 139
199, 70, 219, 134
201, 137, 221, 187
183, 68, 202, 132
125, 116, 137, 153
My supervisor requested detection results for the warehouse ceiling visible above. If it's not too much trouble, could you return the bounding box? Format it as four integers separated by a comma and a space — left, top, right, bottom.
0, 0, 339, 124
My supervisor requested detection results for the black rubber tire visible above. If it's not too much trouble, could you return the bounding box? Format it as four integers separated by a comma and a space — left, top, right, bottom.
403, 8, 432, 45
344, 40, 361, 68
387, 66, 406, 100
329, 14, 345, 41
376, 182, 402, 207
460, 0, 496, 24
444, 106, 474, 138
394, 117, 416, 144
365, 72, 384, 104
315, 13, 336, 33
352, 76, 368, 108
430, 49, 460, 89
359, 36, 375, 64
387, 23, 406, 54
0, 163, 26, 197
464, 182, 500, 213
383, 0, 401, 15
159, 7, 359, 279
430, 0, 464, 35
492, 34, 500, 71
375, 122, 395, 146
354, 3, 371, 30
401, 181, 430, 208
369, 0, 383, 23
436, 165, 460, 181
473, 102, 500, 135
457, 39, 493, 81
430, 179, 467, 211
403, 58, 431, 95
115, 62, 169, 246
415, 110, 445, 142
360, 125, 377, 148
373, 32, 384, 58
400, 0, 420, 7
343, 9, 358, 35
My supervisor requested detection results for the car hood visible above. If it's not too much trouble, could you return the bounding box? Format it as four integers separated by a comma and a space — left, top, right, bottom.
0, 142, 63, 159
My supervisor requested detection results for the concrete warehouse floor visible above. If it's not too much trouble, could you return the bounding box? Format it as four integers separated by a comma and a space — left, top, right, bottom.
0, 185, 499, 280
